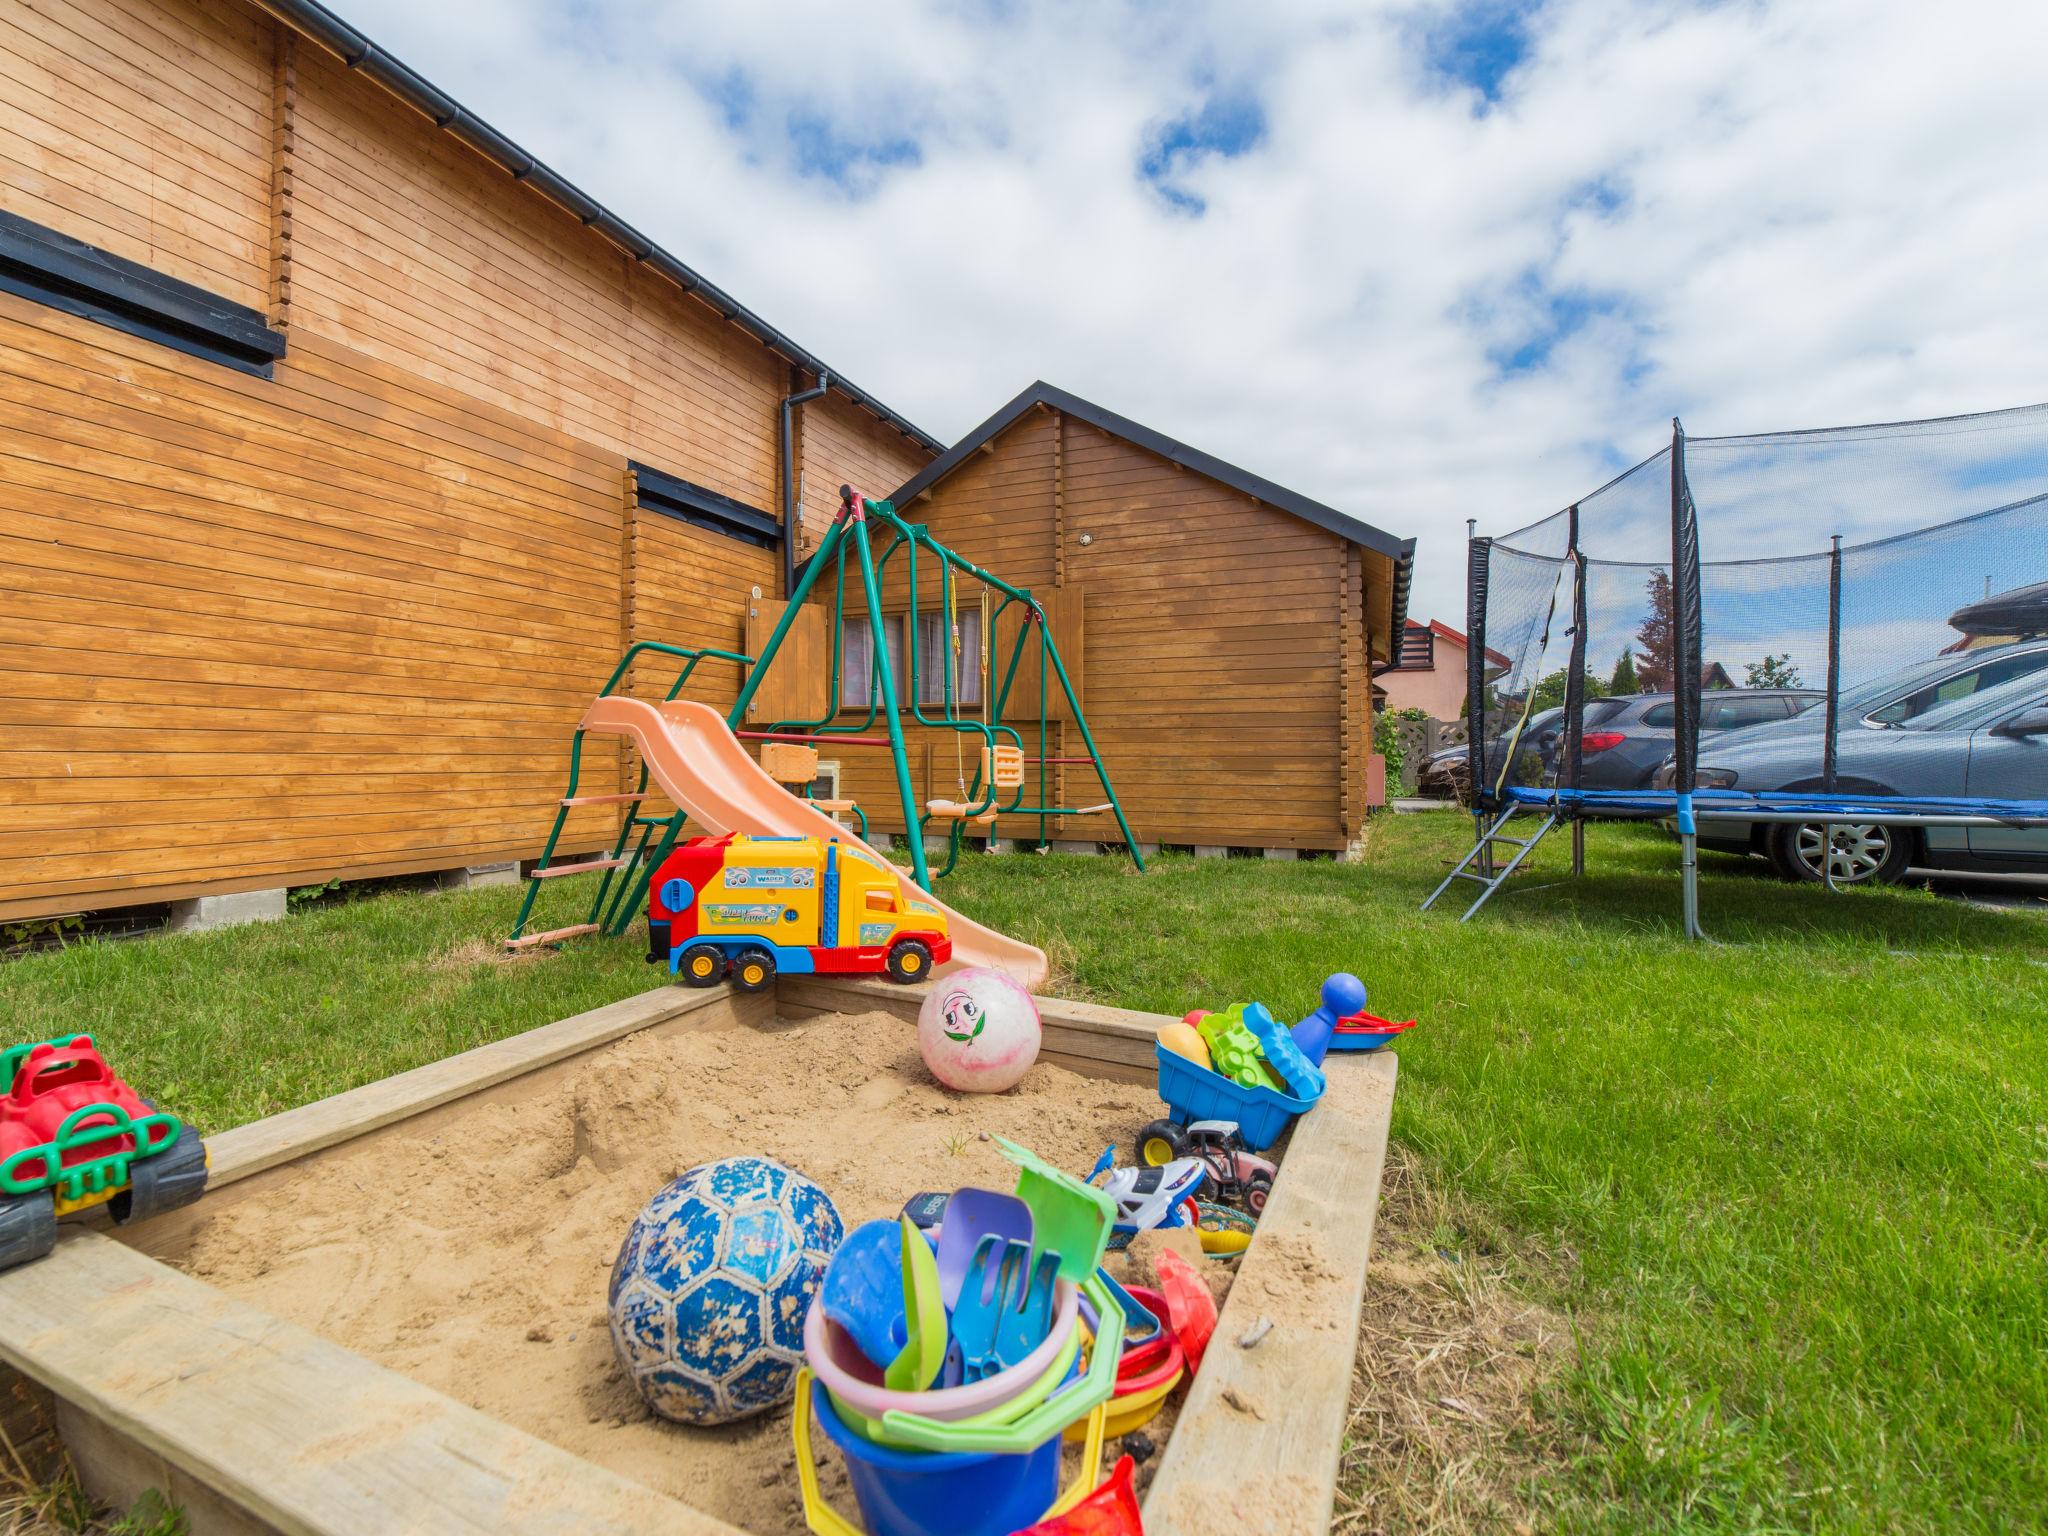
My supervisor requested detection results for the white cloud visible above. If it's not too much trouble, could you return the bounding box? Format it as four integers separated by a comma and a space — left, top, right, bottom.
322, 0, 2048, 635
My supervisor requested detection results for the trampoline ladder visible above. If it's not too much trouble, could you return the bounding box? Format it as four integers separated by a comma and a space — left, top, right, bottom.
1421, 804, 1562, 922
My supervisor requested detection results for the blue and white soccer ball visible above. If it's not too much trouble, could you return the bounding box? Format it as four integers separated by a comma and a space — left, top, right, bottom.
608, 1156, 843, 1425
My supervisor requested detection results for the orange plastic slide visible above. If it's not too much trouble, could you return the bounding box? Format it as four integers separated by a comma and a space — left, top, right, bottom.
579, 697, 1050, 989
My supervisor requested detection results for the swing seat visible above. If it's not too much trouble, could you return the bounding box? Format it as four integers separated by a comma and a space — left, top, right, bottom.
811, 798, 858, 814
927, 799, 998, 826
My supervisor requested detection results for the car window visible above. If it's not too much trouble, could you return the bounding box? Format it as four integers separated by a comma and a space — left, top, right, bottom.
1702, 696, 1790, 731
1639, 703, 1676, 728
1867, 649, 2048, 725
1900, 670, 2048, 733
1582, 698, 1629, 725
1787, 694, 1823, 714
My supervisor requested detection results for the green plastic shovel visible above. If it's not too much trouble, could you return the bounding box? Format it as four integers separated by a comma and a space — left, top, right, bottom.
884, 1214, 946, 1392
996, 1137, 1115, 1283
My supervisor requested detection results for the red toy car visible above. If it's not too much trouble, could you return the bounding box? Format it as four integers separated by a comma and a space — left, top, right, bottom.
0, 1035, 207, 1271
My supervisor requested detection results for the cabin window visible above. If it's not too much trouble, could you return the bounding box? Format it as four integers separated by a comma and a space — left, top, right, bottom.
841, 615, 906, 708
863, 889, 898, 914
916, 605, 983, 707
631, 461, 779, 548
0, 210, 284, 376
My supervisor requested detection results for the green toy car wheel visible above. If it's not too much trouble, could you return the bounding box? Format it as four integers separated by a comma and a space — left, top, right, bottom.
731, 947, 776, 993
885, 938, 933, 984
678, 943, 725, 988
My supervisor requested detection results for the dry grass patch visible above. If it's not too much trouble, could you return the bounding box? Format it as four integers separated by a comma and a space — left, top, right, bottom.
1336, 1147, 1575, 1536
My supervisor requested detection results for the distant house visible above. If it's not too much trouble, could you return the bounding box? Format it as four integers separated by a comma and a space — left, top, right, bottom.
1378, 621, 1505, 720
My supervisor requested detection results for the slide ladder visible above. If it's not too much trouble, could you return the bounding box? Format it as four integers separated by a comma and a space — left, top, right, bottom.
507, 642, 750, 950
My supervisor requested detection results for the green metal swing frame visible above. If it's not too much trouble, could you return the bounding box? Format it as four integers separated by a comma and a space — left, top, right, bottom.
509, 486, 1140, 945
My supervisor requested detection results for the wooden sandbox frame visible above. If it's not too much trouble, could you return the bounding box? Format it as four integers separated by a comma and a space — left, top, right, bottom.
0, 979, 1396, 1536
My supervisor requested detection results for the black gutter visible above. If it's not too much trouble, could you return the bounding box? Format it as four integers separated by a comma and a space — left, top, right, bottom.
780, 370, 830, 598
252, 0, 944, 456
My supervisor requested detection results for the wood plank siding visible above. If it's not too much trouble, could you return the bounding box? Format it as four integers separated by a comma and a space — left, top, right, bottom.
816, 403, 1390, 851
0, 0, 929, 920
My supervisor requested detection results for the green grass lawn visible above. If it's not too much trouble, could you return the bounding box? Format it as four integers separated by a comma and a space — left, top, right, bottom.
3, 819, 2043, 1534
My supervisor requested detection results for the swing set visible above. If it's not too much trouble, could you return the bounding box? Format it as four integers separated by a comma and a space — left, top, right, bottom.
508, 486, 1141, 948
731, 486, 1143, 889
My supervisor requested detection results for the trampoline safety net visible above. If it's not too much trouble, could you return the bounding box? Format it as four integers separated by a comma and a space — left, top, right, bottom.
1450, 400, 2048, 924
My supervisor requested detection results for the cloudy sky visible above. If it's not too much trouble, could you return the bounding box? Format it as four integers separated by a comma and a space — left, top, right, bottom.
332, 0, 2048, 629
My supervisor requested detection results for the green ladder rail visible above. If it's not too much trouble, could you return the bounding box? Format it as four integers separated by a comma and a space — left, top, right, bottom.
729, 486, 1142, 890
507, 641, 750, 949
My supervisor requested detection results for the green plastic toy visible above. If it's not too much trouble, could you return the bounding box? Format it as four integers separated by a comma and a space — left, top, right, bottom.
1195, 1006, 1282, 1091
995, 1137, 1114, 1284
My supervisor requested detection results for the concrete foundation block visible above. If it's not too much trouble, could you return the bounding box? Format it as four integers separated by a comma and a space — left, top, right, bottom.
1133, 843, 1161, 859
440, 862, 518, 891
167, 888, 286, 933
1192, 845, 1230, 860
1051, 840, 1100, 856
1262, 847, 1300, 861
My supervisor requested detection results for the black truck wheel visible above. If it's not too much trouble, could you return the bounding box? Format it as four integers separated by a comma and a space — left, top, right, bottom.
111, 1124, 209, 1225
677, 943, 725, 988
0, 1191, 57, 1272
1137, 1119, 1189, 1167
885, 938, 933, 984
731, 947, 777, 993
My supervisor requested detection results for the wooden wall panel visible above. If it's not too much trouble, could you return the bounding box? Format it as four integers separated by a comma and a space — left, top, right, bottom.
0, 295, 626, 921
0, 0, 273, 309
797, 392, 931, 554
849, 408, 1359, 849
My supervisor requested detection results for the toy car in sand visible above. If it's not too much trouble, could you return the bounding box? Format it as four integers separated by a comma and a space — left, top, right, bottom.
1133, 1119, 1277, 1214
0, 1035, 208, 1271
648, 833, 953, 991
1086, 1148, 1206, 1234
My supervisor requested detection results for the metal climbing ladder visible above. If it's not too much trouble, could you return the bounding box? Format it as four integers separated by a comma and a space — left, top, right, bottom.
1421, 802, 1564, 922
506, 641, 751, 950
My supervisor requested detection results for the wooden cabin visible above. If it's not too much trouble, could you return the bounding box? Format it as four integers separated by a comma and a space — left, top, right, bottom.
742, 384, 1414, 856
0, 0, 935, 924
0, 0, 1411, 925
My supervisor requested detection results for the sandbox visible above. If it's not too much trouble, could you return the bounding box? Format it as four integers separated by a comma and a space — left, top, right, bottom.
0, 977, 1395, 1536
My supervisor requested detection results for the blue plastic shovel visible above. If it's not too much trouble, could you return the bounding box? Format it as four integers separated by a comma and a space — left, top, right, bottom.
817, 1219, 908, 1372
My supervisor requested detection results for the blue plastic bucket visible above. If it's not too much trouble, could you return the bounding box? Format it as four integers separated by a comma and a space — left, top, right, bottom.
812, 1382, 1061, 1536
1155, 1041, 1314, 1150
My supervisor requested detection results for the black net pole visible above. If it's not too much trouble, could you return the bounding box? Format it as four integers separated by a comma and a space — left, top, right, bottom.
1465, 528, 1493, 835
1564, 505, 1588, 875
1563, 505, 1586, 790
1823, 533, 1843, 792
1670, 417, 1705, 938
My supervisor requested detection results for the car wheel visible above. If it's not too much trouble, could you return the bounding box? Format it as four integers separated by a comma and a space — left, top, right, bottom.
885, 938, 933, 984
677, 943, 725, 988
1767, 822, 1914, 886
730, 947, 777, 993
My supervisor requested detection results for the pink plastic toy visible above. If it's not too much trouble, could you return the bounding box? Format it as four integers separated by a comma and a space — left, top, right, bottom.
918, 968, 1042, 1093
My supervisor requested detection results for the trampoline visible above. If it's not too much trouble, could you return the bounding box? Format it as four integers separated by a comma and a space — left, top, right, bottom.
1424, 402, 2048, 934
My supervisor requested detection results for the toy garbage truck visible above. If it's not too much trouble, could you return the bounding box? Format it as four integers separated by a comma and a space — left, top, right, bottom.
648, 833, 952, 992
0, 1034, 208, 1271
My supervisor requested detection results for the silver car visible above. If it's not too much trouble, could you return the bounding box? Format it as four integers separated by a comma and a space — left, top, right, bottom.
1652, 639, 2048, 884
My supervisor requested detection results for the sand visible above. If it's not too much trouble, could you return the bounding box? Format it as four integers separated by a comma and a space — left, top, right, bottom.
177, 1008, 1200, 1535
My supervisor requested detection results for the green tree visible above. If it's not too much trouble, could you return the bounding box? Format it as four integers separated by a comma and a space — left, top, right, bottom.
1529, 667, 1610, 713
1610, 648, 1638, 694
1744, 653, 1803, 689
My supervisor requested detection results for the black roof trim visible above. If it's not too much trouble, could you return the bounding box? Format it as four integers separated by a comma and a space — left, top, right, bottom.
892, 381, 1414, 636
253, 0, 944, 455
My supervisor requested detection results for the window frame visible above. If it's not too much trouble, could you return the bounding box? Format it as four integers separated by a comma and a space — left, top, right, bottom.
915, 602, 985, 708
840, 613, 907, 710
0, 209, 284, 376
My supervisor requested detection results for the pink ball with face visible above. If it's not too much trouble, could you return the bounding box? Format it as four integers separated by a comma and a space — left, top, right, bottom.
917, 968, 1042, 1093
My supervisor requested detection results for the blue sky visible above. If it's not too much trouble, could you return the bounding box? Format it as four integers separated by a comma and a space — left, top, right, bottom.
326, 0, 2048, 631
